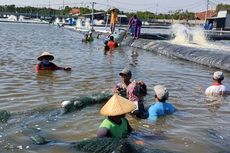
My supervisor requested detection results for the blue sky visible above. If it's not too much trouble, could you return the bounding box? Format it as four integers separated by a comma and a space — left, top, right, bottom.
0, 0, 229, 13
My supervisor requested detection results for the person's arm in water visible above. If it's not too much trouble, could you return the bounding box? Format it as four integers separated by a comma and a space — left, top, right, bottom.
97, 127, 112, 138
50, 62, 71, 71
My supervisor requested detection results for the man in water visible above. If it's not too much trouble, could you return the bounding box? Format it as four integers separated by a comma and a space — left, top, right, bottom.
205, 71, 230, 96
35, 51, 71, 71
105, 35, 118, 49
97, 93, 136, 138
82, 32, 94, 42
148, 85, 176, 122
113, 68, 132, 98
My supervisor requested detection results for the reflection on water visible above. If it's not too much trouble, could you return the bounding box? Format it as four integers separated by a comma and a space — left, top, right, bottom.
130, 48, 138, 67
0, 23, 230, 153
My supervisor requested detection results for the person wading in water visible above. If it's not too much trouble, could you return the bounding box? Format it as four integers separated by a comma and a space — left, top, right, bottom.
97, 93, 136, 138
35, 51, 71, 71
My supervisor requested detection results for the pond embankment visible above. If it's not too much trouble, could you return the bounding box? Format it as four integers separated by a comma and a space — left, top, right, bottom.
131, 39, 230, 71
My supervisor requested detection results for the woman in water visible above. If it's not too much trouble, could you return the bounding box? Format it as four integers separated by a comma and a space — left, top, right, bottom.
35, 51, 71, 71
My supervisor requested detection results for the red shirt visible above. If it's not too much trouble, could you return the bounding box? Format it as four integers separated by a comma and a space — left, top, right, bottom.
107, 41, 116, 48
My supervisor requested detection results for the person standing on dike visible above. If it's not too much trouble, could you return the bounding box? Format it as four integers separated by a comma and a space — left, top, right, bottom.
110, 7, 118, 34
35, 51, 71, 71
128, 14, 142, 39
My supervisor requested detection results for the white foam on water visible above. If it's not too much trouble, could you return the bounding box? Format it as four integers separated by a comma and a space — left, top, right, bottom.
171, 24, 191, 44
170, 24, 230, 52
171, 24, 208, 45
191, 26, 208, 45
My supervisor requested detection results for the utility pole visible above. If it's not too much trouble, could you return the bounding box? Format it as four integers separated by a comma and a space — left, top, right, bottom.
105, 0, 109, 28
205, 0, 209, 22
49, 0, 51, 17
155, 2, 158, 16
62, 0, 65, 17
37, 5, 39, 19
91, 2, 96, 29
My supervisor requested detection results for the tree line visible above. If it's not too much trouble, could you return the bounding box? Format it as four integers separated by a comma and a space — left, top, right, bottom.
0, 4, 229, 20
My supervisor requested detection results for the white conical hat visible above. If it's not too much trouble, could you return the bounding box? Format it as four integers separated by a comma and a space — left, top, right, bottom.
100, 93, 136, 116
37, 51, 54, 61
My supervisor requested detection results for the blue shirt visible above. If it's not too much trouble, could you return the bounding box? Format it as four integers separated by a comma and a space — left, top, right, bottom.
148, 102, 176, 121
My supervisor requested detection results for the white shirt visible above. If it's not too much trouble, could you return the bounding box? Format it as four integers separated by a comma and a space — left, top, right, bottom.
205, 83, 230, 96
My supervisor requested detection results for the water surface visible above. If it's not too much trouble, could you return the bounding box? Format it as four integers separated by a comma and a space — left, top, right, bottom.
0, 23, 230, 153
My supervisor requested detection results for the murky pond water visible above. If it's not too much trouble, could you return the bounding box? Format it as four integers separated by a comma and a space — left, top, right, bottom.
0, 23, 230, 153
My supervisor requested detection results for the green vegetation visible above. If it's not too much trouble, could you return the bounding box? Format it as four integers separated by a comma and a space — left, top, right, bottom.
216, 4, 230, 12
124, 10, 195, 20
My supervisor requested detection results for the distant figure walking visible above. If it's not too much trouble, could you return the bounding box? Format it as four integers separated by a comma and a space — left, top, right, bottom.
35, 51, 71, 71
110, 7, 118, 34
128, 15, 142, 39
205, 71, 230, 96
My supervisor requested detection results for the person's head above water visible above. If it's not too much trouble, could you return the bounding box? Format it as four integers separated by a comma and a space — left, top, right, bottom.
119, 68, 132, 80
154, 85, 169, 102
119, 68, 132, 77
37, 51, 54, 61
109, 35, 114, 41
213, 71, 224, 83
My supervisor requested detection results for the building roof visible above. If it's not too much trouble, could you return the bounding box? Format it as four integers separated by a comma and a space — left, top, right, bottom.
195, 10, 216, 20
69, 8, 80, 15
207, 10, 230, 20
217, 10, 230, 18
82, 12, 106, 16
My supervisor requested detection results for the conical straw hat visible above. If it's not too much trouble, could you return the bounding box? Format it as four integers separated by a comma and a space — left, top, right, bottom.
100, 93, 136, 116
37, 51, 54, 61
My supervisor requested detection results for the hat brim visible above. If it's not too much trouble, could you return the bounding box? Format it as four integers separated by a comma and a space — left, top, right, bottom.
100, 94, 136, 116
37, 55, 54, 61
